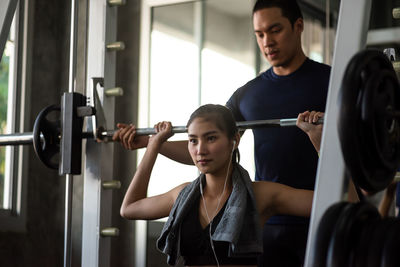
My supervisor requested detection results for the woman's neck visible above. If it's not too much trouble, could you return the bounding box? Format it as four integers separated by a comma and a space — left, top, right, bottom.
204, 165, 234, 198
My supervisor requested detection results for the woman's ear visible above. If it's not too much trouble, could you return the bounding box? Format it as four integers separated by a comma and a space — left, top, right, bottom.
233, 133, 240, 149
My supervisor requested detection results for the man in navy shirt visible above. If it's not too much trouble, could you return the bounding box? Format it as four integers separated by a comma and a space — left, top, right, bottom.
114, 0, 330, 266
226, 1, 329, 266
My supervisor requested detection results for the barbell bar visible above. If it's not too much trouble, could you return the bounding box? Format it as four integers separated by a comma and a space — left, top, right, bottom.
97, 117, 324, 139
0, 117, 324, 146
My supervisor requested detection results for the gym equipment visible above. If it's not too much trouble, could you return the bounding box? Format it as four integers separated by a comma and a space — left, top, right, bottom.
32, 105, 61, 169
0, 91, 324, 174
309, 202, 348, 267
338, 49, 400, 192
326, 202, 381, 267
311, 201, 400, 267
393, 7, 400, 19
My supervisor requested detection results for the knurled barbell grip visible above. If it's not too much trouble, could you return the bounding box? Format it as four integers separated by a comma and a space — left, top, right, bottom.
98, 117, 324, 139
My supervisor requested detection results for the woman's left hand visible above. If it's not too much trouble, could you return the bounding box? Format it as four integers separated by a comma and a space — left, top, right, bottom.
148, 121, 174, 147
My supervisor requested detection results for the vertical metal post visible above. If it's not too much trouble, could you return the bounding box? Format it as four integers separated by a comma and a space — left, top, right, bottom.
64, 0, 79, 266
304, 1, 372, 266
82, 0, 119, 266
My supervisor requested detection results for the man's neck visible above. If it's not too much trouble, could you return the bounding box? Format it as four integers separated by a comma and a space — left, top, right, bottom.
273, 51, 307, 76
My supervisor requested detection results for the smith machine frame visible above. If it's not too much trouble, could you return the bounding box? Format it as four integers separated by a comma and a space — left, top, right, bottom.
1, 0, 400, 267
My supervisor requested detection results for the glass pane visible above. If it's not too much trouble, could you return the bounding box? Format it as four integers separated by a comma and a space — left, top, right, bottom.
0, 54, 8, 209
0, 12, 16, 210
202, 0, 256, 178
302, 16, 323, 62
147, 2, 198, 200
0, 39, 12, 209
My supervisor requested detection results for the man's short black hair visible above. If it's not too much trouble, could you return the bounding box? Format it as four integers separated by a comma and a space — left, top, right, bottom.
253, 0, 303, 26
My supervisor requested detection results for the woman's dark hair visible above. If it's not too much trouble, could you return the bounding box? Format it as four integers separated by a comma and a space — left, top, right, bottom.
186, 104, 240, 163
253, 0, 303, 27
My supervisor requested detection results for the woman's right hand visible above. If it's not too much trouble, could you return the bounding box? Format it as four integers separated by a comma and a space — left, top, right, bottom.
112, 123, 150, 150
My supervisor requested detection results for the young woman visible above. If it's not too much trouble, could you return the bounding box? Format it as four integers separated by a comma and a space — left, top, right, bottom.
115, 104, 317, 267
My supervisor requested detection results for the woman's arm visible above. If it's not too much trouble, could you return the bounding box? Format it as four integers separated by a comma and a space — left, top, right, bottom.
378, 181, 398, 218
120, 121, 188, 220
253, 182, 314, 222
159, 140, 193, 165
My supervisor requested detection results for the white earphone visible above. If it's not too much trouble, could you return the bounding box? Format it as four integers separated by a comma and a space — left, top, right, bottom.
232, 140, 236, 152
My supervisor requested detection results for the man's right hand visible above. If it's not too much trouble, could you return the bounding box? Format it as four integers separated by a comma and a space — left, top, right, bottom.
112, 123, 150, 150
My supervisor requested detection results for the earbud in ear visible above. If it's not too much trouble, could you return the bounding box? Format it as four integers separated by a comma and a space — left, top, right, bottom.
232, 140, 236, 152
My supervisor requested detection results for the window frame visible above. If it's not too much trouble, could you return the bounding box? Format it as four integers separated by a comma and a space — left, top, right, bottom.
0, 0, 31, 232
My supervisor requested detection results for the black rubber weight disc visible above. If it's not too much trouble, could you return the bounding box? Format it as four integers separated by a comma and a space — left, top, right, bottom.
309, 202, 349, 267
338, 49, 400, 192
380, 218, 400, 267
326, 201, 381, 267
366, 217, 398, 267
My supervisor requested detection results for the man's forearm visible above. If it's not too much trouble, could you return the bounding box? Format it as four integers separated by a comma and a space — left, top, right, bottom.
159, 140, 194, 165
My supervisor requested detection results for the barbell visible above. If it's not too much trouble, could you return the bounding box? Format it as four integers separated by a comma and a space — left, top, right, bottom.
0, 116, 321, 145
0, 101, 322, 174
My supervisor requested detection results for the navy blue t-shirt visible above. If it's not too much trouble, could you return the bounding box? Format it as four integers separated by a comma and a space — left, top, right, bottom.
227, 58, 330, 224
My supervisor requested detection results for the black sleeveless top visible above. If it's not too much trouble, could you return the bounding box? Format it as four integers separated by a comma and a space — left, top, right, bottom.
180, 195, 258, 266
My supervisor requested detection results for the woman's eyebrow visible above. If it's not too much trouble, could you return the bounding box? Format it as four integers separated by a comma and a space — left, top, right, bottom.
188, 130, 219, 138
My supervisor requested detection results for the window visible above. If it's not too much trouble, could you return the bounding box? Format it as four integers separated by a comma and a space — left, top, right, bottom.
0, 7, 17, 211
0, 1, 28, 232
141, 0, 257, 202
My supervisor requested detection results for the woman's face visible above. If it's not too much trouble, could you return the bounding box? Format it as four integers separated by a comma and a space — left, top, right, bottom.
187, 117, 233, 176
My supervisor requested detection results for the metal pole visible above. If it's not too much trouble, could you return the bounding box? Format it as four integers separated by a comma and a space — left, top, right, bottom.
304, 0, 372, 266
0, 117, 324, 146
98, 117, 324, 139
64, 0, 78, 266
0, 132, 34, 145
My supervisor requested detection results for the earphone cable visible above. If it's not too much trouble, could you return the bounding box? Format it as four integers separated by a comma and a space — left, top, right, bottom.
200, 145, 234, 267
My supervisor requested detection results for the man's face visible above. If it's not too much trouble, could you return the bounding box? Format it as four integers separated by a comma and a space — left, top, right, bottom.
253, 7, 303, 71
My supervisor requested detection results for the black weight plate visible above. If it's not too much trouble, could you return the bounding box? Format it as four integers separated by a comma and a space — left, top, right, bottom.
32, 105, 61, 169
380, 218, 400, 267
366, 217, 398, 267
309, 202, 349, 267
338, 49, 400, 192
361, 69, 400, 171
351, 217, 382, 267
326, 201, 381, 267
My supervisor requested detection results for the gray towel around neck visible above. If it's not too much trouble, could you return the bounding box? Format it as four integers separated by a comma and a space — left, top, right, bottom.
156, 163, 263, 266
